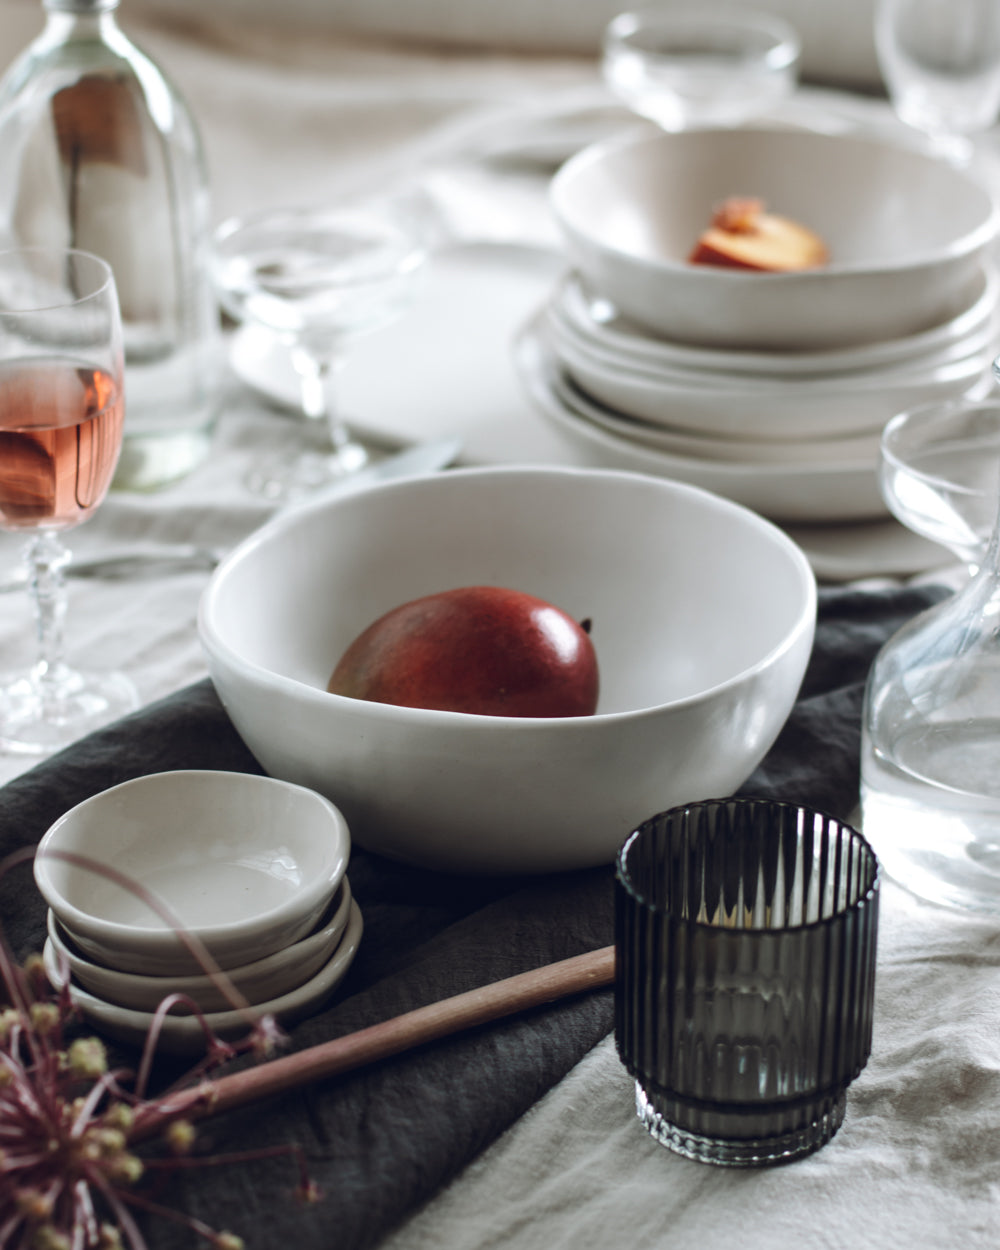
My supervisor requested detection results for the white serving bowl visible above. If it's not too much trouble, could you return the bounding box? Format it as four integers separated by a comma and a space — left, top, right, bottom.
199, 466, 816, 874
549, 126, 1000, 349
45, 878, 353, 1014
34, 770, 351, 976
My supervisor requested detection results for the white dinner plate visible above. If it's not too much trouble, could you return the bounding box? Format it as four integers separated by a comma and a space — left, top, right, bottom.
514, 319, 888, 524
43, 901, 364, 1056
227, 240, 570, 461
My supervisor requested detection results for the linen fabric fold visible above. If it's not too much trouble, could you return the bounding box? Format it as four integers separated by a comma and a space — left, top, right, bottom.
0, 581, 945, 1250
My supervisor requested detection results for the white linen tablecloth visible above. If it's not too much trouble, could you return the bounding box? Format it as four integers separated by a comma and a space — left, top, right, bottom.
2, 7, 1000, 1248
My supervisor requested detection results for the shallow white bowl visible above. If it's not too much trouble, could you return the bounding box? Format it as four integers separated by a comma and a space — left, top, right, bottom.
515, 327, 886, 523
552, 265, 998, 379
34, 770, 350, 976
47, 879, 353, 1013
199, 466, 816, 874
550, 126, 999, 349
550, 315, 993, 440
44, 901, 364, 1056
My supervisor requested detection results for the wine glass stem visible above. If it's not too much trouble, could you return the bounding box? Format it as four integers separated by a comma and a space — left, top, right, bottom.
290, 347, 350, 454
25, 531, 71, 694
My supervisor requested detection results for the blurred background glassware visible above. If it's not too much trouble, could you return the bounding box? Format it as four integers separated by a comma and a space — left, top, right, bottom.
601, 5, 801, 132
615, 797, 879, 1167
878, 397, 1000, 573
862, 390, 1000, 915
0, 246, 137, 754
212, 202, 427, 502
0, 0, 221, 492
875, 0, 1000, 162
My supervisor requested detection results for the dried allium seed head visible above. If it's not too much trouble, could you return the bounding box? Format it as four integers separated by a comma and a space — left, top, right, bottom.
30, 1225, 71, 1250
29, 1001, 61, 1035
66, 1035, 108, 1079
213, 1234, 245, 1250
166, 1119, 197, 1155
102, 1102, 135, 1132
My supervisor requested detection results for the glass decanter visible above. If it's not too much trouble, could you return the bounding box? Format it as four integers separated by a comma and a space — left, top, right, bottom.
0, 0, 220, 490
861, 434, 1000, 913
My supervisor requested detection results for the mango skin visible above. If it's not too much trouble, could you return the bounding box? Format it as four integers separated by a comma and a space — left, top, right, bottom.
327, 585, 599, 718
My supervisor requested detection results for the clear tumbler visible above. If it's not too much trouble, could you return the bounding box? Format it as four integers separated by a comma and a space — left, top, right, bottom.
615, 797, 880, 1166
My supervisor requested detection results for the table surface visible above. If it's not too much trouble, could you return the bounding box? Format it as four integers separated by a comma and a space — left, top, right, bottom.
1, 7, 998, 1248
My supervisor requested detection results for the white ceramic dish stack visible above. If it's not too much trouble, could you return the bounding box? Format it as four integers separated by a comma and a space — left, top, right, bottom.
34, 770, 362, 1054
534, 125, 1000, 525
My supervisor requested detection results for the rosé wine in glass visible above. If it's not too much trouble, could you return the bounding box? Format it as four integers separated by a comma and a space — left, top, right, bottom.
0, 249, 137, 755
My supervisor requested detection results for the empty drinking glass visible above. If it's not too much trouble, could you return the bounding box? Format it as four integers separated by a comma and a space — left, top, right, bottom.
616, 798, 879, 1166
875, 0, 1000, 161
602, 6, 801, 131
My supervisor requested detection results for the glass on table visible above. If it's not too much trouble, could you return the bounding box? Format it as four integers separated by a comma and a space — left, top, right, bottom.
879, 397, 1000, 574
615, 798, 879, 1167
862, 385, 1000, 915
212, 201, 427, 503
0, 247, 138, 755
601, 5, 801, 131
875, 0, 1000, 162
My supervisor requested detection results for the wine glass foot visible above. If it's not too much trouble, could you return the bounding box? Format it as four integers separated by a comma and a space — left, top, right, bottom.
0, 667, 139, 756
245, 441, 369, 503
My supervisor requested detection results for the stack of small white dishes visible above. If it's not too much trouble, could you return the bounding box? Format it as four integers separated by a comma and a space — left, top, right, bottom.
529, 125, 1000, 525
34, 770, 360, 1054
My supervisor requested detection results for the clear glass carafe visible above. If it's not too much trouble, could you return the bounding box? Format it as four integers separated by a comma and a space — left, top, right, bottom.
861, 472, 1000, 912
0, 0, 220, 490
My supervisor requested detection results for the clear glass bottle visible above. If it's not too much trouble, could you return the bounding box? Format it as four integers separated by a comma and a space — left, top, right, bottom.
0, 0, 220, 490
860, 479, 1000, 914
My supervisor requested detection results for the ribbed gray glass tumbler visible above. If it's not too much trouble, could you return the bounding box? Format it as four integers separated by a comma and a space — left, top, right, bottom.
615, 798, 879, 1166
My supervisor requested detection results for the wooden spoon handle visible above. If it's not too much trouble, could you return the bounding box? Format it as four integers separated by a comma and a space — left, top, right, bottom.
139, 944, 616, 1137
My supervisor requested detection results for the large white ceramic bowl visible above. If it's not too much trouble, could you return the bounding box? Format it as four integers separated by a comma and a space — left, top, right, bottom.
34, 770, 351, 975
549, 126, 1000, 349
198, 466, 816, 874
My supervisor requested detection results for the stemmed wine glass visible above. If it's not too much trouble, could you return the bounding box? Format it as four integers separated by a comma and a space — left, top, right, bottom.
875, 0, 1000, 163
0, 247, 137, 754
212, 202, 427, 502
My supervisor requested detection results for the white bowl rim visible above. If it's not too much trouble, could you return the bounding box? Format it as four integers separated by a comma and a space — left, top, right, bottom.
198, 464, 817, 725
554, 263, 998, 374
34, 769, 350, 946
550, 125, 1000, 278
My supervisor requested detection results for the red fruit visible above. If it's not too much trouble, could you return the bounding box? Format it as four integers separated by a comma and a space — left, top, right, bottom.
327, 585, 599, 718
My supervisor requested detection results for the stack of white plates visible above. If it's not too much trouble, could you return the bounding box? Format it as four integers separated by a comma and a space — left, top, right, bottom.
517, 265, 999, 525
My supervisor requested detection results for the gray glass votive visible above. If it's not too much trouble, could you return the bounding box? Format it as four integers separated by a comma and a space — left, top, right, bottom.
615, 797, 879, 1166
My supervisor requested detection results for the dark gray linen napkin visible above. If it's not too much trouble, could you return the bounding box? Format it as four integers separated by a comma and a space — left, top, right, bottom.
0, 582, 946, 1249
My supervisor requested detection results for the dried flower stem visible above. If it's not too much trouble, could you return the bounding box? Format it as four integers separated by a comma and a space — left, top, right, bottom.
135, 945, 616, 1141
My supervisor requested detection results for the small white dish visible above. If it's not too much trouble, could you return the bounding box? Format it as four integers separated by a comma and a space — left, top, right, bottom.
43, 900, 364, 1056
34, 770, 351, 976
46, 878, 353, 1014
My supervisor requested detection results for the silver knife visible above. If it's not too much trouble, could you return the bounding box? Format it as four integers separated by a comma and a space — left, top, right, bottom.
0, 437, 463, 591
